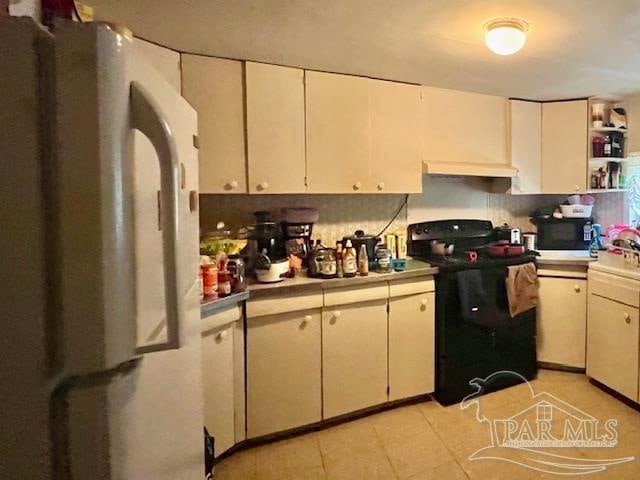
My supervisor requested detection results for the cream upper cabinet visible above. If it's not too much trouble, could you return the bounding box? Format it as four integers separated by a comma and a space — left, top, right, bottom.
305, 71, 371, 193
322, 299, 388, 418
388, 292, 435, 400
369, 79, 423, 193
421, 86, 508, 166
541, 100, 588, 193
246, 308, 322, 438
245, 62, 306, 193
509, 100, 542, 194
536, 275, 586, 368
181, 55, 247, 193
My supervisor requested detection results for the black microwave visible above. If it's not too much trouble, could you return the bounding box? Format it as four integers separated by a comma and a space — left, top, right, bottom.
535, 217, 593, 250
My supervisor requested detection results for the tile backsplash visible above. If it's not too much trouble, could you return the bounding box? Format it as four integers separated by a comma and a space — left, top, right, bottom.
199, 194, 408, 244
200, 177, 628, 243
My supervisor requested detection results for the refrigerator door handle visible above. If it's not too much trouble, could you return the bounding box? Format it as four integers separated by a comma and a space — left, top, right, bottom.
130, 81, 183, 352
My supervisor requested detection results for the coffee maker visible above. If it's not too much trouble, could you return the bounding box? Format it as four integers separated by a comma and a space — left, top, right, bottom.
276, 207, 319, 265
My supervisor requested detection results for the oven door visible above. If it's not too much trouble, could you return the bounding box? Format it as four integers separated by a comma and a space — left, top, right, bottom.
536, 218, 592, 250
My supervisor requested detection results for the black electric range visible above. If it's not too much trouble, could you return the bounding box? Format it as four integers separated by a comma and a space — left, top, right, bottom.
408, 219, 538, 405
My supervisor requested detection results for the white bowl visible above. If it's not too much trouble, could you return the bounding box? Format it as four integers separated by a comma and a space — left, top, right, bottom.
560, 204, 593, 218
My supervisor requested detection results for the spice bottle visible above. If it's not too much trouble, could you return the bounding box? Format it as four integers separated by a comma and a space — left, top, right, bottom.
335, 242, 344, 278
358, 244, 369, 276
343, 240, 357, 277
375, 244, 393, 273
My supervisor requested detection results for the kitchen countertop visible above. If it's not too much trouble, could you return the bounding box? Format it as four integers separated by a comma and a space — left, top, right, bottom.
201, 290, 249, 318
535, 250, 595, 266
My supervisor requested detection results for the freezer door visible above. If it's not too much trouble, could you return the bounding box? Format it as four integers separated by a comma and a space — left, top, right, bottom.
59, 344, 204, 479
54, 21, 200, 376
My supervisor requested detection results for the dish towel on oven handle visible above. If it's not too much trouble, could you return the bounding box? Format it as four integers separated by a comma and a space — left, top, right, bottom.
505, 262, 539, 317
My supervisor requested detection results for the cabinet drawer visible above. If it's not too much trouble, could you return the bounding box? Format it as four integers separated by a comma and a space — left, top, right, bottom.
389, 277, 435, 298
588, 270, 640, 307
323, 283, 389, 307
246, 291, 323, 318
201, 304, 242, 333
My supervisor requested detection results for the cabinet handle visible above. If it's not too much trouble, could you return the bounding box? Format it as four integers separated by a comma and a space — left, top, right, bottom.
377, 182, 385, 191
304, 315, 312, 322
574, 285, 581, 292
228, 180, 238, 189
333, 311, 341, 318
574, 185, 580, 191
353, 181, 362, 191
258, 181, 269, 191
421, 298, 428, 307
180, 163, 186, 189
624, 312, 631, 324
216, 330, 228, 341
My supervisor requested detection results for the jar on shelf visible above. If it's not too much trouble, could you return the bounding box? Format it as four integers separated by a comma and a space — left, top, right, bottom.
592, 135, 605, 157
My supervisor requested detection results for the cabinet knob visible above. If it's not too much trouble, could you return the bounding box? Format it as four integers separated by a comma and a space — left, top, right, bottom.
574, 185, 580, 191
334, 311, 341, 318
377, 182, 385, 191
216, 330, 228, 341
304, 315, 312, 322
229, 180, 238, 189
258, 181, 269, 191
624, 312, 631, 323
421, 298, 428, 307
574, 285, 581, 292
353, 181, 362, 191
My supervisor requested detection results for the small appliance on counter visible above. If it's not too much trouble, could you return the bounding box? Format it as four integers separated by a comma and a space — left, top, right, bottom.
493, 223, 521, 244
276, 207, 319, 267
342, 230, 380, 265
530, 216, 593, 250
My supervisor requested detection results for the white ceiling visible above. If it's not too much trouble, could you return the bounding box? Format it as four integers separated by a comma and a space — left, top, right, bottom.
87, 0, 640, 100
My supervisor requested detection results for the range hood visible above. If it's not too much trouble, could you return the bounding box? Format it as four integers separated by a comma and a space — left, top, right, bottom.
423, 161, 518, 178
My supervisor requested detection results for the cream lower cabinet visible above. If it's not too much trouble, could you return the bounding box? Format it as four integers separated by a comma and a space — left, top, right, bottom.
388, 289, 435, 400
322, 297, 389, 418
201, 305, 245, 456
587, 269, 640, 401
536, 272, 587, 368
246, 307, 322, 438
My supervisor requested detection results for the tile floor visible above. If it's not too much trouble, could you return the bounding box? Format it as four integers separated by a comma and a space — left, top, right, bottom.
214, 370, 640, 479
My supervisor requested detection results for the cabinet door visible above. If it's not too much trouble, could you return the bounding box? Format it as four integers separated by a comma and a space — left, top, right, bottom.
509, 100, 542, 194
536, 277, 586, 368
322, 299, 388, 418
201, 323, 235, 456
306, 71, 371, 193
541, 100, 588, 194
246, 309, 321, 437
181, 55, 247, 193
421, 86, 508, 165
587, 294, 639, 401
246, 62, 306, 193
388, 292, 434, 400
369, 79, 422, 193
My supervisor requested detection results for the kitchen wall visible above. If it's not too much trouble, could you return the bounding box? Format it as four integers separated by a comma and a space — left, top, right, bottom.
200, 176, 627, 242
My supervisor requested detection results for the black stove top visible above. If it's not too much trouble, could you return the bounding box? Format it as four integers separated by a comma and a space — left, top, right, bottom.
408, 219, 537, 271
424, 250, 538, 271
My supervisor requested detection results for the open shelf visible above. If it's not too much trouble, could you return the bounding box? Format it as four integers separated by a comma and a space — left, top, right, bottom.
586, 188, 628, 193
589, 157, 628, 162
590, 127, 628, 133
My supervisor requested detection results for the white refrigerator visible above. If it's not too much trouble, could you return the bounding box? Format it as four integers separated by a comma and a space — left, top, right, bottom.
0, 17, 205, 479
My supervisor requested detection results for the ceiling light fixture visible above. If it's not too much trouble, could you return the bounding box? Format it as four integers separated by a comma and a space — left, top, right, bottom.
484, 18, 529, 56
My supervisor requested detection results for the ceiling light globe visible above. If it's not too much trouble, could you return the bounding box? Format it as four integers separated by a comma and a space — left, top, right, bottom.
484, 21, 527, 56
